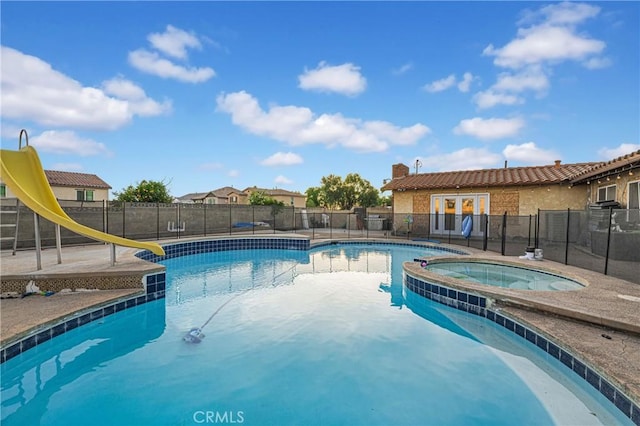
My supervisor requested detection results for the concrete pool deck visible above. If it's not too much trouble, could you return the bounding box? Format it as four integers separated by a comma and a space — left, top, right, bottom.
1, 236, 639, 408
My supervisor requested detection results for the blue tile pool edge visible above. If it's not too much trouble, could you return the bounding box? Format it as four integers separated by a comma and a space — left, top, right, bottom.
403, 270, 640, 425
0, 271, 166, 364
1, 236, 311, 364
136, 236, 311, 262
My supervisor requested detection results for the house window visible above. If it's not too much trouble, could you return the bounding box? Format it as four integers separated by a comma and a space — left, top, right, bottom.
230, 196, 238, 204
597, 185, 616, 202
76, 189, 94, 201
0, 184, 6, 198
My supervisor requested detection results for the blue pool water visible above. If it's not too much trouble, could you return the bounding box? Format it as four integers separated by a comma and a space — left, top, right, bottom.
0, 243, 633, 425
424, 261, 584, 290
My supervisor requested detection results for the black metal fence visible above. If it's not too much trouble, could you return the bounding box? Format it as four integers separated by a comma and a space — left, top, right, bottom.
1, 199, 638, 284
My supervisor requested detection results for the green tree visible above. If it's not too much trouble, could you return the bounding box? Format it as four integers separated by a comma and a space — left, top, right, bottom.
311, 173, 382, 210
305, 187, 322, 207
320, 174, 344, 209
114, 180, 173, 203
379, 193, 392, 207
248, 191, 285, 207
344, 173, 380, 209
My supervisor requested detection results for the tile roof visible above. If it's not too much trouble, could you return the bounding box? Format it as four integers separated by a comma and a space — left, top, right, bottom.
210, 186, 244, 198
176, 192, 209, 201
570, 150, 640, 183
381, 162, 598, 191
244, 187, 305, 197
44, 170, 111, 189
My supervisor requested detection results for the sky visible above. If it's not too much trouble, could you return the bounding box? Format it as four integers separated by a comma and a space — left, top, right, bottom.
1, 1, 639, 199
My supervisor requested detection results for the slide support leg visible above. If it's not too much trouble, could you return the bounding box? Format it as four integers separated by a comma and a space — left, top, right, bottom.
34, 212, 42, 270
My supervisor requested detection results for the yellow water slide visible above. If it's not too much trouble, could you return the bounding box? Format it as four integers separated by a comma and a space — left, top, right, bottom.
0, 144, 165, 256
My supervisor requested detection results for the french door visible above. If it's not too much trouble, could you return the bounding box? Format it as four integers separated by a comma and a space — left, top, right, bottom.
430, 194, 488, 236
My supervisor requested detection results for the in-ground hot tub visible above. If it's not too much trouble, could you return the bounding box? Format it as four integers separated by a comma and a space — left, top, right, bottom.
422, 260, 584, 291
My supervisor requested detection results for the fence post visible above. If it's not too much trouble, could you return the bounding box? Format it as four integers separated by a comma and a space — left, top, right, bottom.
535, 209, 540, 248
482, 214, 488, 251
330, 211, 333, 239
177, 203, 181, 239
122, 202, 126, 238
252, 205, 256, 235
103, 199, 106, 233
229, 204, 232, 235
204, 203, 207, 237
604, 207, 613, 275
564, 208, 571, 265
527, 215, 532, 247
156, 203, 160, 240
501, 211, 507, 256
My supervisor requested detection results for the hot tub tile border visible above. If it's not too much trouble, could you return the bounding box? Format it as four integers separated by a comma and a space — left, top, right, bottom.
404, 271, 640, 425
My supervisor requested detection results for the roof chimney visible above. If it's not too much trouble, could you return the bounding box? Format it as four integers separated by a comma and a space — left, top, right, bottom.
554, 160, 561, 168
504, 160, 508, 169
392, 163, 410, 178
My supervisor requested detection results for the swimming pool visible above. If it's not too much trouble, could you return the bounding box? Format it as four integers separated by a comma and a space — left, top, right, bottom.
423, 260, 585, 290
0, 241, 635, 425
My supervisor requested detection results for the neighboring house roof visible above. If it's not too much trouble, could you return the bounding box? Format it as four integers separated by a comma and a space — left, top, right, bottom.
570, 150, 640, 184
211, 186, 244, 198
244, 187, 305, 197
44, 170, 111, 189
176, 192, 209, 202
381, 162, 598, 191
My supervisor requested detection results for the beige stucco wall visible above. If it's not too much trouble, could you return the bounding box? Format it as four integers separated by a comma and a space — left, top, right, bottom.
391, 191, 413, 214
392, 183, 590, 217
1, 181, 109, 202
272, 195, 307, 208
51, 186, 110, 201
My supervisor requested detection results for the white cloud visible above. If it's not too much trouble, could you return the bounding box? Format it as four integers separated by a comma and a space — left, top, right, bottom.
261, 152, 303, 166
216, 91, 430, 153
503, 142, 558, 164
147, 25, 202, 60
30, 130, 111, 156
423, 74, 456, 93
457, 72, 474, 93
419, 148, 502, 172
424, 73, 475, 93
473, 67, 549, 109
519, 2, 600, 27
228, 170, 239, 178
598, 143, 640, 160
483, 1, 605, 70
453, 117, 525, 140
582, 57, 612, 69
473, 90, 524, 109
0, 47, 169, 130
476, 3, 606, 110
198, 162, 224, 171
492, 68, 549, 93
298, 62, 366, 96
102, 77, 172, 116
51, 163, 84, 172
274, 175, 293, 185
484, 26, 605, 69
392, 62, 413, 75
128, 49, 215, 83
